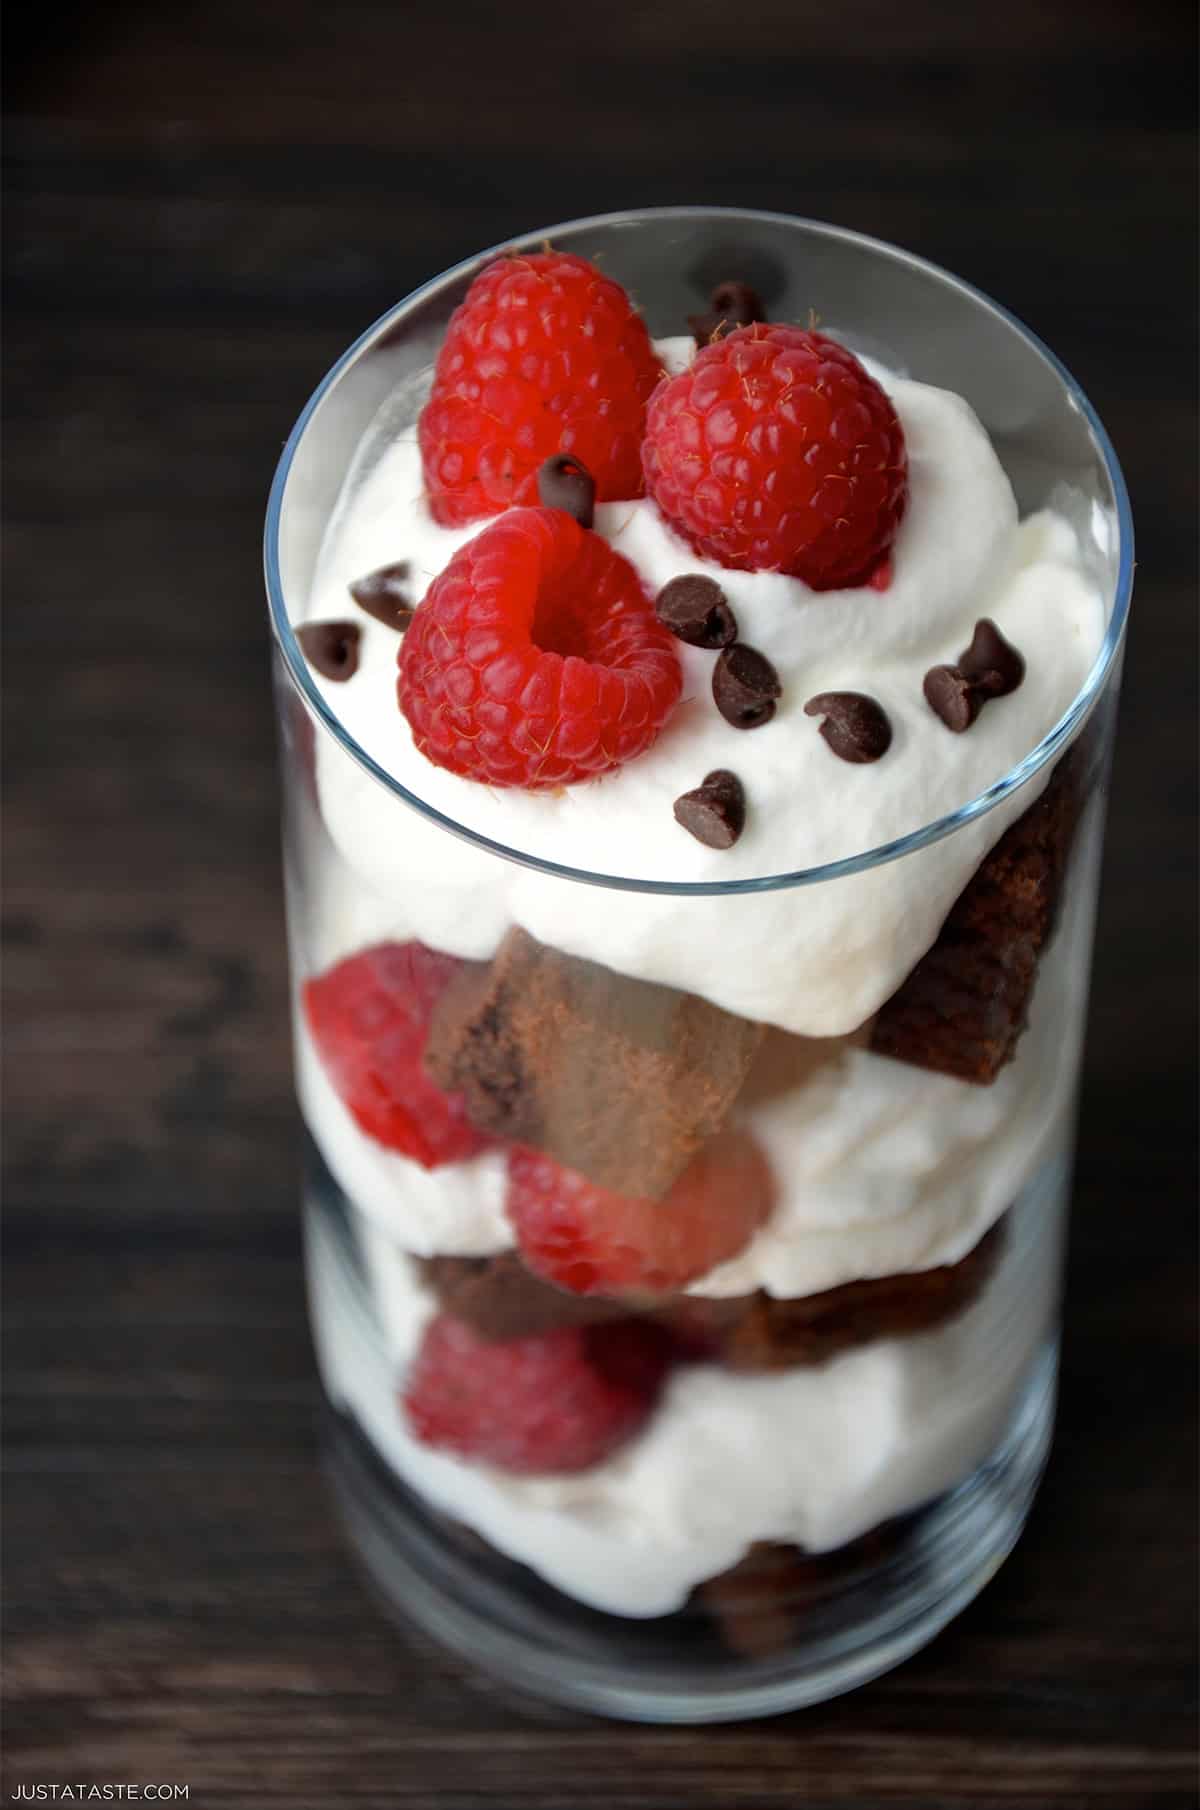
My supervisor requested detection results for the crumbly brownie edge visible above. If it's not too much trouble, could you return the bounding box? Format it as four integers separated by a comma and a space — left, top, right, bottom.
415, 1217, 1006, 1369
870, 741, 1094, 1084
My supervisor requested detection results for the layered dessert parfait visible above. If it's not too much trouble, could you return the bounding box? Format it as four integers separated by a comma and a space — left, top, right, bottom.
279, 244, 1109, 1655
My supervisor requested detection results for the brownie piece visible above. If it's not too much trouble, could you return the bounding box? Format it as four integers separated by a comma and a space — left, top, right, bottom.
424, 928, 765, 1198
718, 1220, 1003, 1372
417, 1221, 1002, 1368
418, 1250, 750, 1347
698, 1526, 901, 1657
871, 748, 1088, 1083
697, 1542, 809, 1657
416, 1252, 627, 1341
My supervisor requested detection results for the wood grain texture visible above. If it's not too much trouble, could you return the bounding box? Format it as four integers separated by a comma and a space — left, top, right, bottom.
3, 0, 1197, 1802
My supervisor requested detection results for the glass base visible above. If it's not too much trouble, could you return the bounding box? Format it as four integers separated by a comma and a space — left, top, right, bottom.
304, 1164, 1057, 1724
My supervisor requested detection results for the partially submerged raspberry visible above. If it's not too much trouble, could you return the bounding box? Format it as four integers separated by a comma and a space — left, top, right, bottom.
506, 1131, 775, 1297
302, 942, 489, 1167
402, 1311, 676, 1473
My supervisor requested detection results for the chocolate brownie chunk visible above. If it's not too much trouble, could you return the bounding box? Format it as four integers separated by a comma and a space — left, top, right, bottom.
698, 1526, 901, 1657
417, 1221, 1002, 1368
718, 1221, 1003, 1372
871, 749, 1088, 1083
416, 1252, 626, 1341
424, 928, 765, 1198
697, 1542, 808, 1657
419, 1249, 750, 1346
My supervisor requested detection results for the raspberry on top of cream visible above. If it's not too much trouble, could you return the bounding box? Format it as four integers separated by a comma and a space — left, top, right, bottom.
643, 323, 908, 588
418, 251, 662, 525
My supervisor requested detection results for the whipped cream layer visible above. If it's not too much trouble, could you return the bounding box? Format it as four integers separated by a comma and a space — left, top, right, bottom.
298, 339, 1106, 1037
296, 809, 1099, 1299
308, 1176, 1061, 1618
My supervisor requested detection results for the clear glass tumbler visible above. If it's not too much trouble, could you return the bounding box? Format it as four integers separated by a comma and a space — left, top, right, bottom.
265, 209, 1132, 1721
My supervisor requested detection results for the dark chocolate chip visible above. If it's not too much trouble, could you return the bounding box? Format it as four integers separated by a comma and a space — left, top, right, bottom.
804, 691, 893, 763
655, 575, 738, 648
958, 618, 1026, 697
923, 664, 980, 732
537, 453, 596, 528
924, 620, 1026, 733
689, 280, 767, 348
713, 643, 782, 730
349, 561, 414, 631
297, 619, 361, 682
673, 769, 746, 848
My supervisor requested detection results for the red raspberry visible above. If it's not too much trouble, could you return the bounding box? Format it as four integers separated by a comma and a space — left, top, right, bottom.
402, 1311, 674, 1474
642, 325, 907, 589
419, 251, 662, 526
396, 507, 681, 788
302, 942, 488, 1167
506, 1132, 775, 1298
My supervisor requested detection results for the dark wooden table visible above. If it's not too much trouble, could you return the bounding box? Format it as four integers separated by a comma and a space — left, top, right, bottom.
4, 2, 1197, 1803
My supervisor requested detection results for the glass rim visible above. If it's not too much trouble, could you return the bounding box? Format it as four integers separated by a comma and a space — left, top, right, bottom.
263, 205, 1134, 899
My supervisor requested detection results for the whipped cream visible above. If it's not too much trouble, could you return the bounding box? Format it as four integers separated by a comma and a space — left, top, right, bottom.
308, 1171, 1061, 1617
297, 806, 1100, 1298
297, 338, 1106, 1037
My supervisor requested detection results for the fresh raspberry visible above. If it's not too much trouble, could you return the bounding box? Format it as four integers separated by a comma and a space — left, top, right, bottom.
506, 1132, 775, 1298
396, 507, 681, 788
302, 942, 488, 1167
419, 251, 662, 526
402, 1311, 674, 1474
642, 325, 907, 589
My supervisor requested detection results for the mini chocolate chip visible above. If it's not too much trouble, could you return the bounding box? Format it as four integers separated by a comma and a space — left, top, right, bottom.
655, 575, 738, 648
537, 453, 595, 528
689, 280, 767, 347
958, 618, 1026, 697
673, 769, 746, 848
924, 620, 1026, 733
712, 643, 782, 730
804, 691, 893, 763
923, 664, 980, 733
349, 561, 414, 631
297, 620, 361, 682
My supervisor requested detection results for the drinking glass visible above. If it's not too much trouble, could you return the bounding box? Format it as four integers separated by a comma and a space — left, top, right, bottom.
265, 209, 1132, 1721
